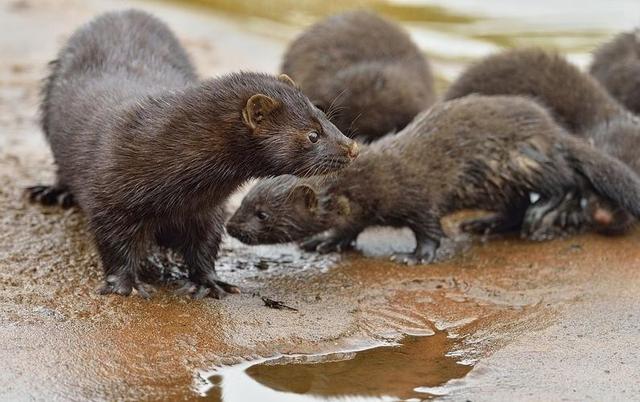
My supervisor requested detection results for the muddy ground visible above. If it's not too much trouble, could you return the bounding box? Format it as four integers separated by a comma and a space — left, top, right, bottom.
1, 0, 639, 400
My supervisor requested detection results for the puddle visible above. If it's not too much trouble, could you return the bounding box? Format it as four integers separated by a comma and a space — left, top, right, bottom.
199, 330, 472, 401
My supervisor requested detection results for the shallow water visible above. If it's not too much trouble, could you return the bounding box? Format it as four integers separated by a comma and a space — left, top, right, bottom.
201, 330, 471, 401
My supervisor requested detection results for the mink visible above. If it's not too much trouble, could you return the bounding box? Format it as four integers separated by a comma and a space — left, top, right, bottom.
27, 10, 358, 298
444, 48, 640, 239
227, 95, 640, 263
281, 11, 436, 142
590, 29, 640, 115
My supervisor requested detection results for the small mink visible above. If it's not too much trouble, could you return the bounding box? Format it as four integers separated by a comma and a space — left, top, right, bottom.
227, 95, 640, 263
281, 11, 436, 142
444, 48, 640, 239
590, 29, 640, 115
28, 10, 358, 298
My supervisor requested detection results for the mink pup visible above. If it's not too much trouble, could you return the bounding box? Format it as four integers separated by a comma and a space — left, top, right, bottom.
444, 48, 640, 238
28, 10, 358, 298
227, 95, 640, 264
590, 29, 640, 115
281, 11, 436, 142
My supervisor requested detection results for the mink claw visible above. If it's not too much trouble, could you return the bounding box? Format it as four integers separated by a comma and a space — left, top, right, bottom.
299, 236, 323, 252
134, 282, 156, 299
214, 280, 241, 294
26, 185, 75, 208
175, 281, 215, 299
175, 279, 238, 300
193, 285, 212, 299
97, 282, 131, 296
98, 274, 132, 296
390, 253, 420, 266
98, 274, 155, 298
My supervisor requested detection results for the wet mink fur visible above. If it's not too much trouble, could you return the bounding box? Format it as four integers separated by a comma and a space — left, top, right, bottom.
444, 48, 640, 239
28, 10, 357, 298
227, 95, 640, 264
282, 11, 436, 142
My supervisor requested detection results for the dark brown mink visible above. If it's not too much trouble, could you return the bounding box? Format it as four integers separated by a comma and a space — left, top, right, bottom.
590, 29, 640, 115
281, 11, 436, 142
27, 10, 358, 298
227, 95, 640, 264
444, 48, 640, 239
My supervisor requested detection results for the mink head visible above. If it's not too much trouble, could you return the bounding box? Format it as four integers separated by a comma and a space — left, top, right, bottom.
238, 73, 359, 176
320, 64, 429, 141
227, 175, 334, 245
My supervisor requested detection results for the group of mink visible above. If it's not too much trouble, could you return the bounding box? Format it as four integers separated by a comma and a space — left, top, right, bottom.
29, 9, 640, 298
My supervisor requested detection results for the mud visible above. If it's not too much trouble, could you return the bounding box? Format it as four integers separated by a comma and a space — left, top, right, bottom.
1, 0, 640, 401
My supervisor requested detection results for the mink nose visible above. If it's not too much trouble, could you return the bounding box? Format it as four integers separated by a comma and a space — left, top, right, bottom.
226, 223, 240, 238
345, 141, 359, 159
229, 229, 247, 243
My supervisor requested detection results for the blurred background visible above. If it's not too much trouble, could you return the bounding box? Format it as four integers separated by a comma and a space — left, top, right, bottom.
3, 0, 640, 91
171, 0, 640, 89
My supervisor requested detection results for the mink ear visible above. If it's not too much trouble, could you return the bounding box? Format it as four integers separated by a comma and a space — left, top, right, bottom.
242, 94, 280, 130
335, 195, 351, 216
292, 185, 318, 211
326, 195, 351, 216
278, 73, 298, 89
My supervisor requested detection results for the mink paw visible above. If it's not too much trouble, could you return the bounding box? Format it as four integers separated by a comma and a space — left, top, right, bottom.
391, 239, 438, 266
98, 274, 155, 299
523, 208, 584, 241
26, 185, 75, 208
390, 253, 423, 266
300, 232, 354, 253
521, 192, 586, 241
459, 218, 498, 236
390, 251, 436, 266
175, 276, 240, 299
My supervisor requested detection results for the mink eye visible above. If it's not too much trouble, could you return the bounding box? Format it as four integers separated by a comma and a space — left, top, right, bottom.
308, 131, 319, 143
256, 211, 269, 221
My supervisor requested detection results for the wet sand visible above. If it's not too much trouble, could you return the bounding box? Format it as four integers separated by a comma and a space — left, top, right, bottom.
1, 0, 639, 400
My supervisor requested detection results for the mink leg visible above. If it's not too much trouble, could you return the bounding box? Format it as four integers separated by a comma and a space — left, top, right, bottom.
93, 220, 154, 298
176, 208, 239, 299
392, 215, 445, 265
460, 209, 525, 235
300, 227, 362, 253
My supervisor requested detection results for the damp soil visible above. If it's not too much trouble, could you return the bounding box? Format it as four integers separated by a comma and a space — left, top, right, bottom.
1, 0, 640, 401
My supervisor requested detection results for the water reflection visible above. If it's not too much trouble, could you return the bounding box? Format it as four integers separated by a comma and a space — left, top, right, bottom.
201, 330, 471, 401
